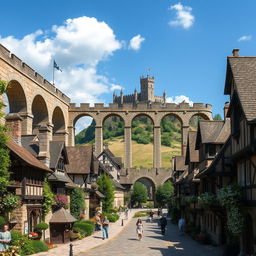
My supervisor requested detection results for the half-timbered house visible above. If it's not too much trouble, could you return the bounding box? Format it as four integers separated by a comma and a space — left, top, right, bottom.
224, 49, 256, 254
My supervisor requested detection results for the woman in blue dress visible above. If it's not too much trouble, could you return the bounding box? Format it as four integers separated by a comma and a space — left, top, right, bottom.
0, 224, 11, 252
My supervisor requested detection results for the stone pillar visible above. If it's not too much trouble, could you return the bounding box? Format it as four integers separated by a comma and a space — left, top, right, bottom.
52, 129, 69, 144
68, 126, 75, 146
153, 126, 161, 168
124, 126, 132, 168
38, 125, 51, 167
95, 126, 103, 156
182, 125, 189, 155
5, 113, 22, 144
19, 112, 33, 135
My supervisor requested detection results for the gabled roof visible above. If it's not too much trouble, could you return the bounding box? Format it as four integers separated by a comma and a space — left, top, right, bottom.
49, 207, 76, 223
185, 131, 199, 164
196, 120, 227, 149
7, 139, 51, 172
66, 145, 94, 174
173, 155, 187, 172
225, 56, 256, 122
49, 141, 69, 169
21, 136, 69, 169
98, 148, 122, 169
196, 136, 232, 178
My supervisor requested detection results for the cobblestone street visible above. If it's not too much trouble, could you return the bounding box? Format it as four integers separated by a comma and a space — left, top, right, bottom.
79, 217, 223, 256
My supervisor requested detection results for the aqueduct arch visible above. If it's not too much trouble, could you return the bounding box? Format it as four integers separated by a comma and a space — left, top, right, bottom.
68, 102, 212, 169
135, 177, 156, 200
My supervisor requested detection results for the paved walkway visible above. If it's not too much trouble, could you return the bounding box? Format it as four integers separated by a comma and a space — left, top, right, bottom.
34, 210, 138, 256
79, 217, 223, 256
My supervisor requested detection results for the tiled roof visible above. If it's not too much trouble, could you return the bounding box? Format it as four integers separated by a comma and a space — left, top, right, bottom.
49, 207, 76, 223
49, 141, 68, 169
21, 136, 68, 169
185, 131, 199, 164
7, 139, 51, 172
66, 145, 94, 174
174, 156, 187, 171
225, 57, 256, 122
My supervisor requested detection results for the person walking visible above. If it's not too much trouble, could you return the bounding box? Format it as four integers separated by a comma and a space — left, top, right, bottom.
149, 209, 154, 222
136, 219, 143, 241
159, 215, 167, 235
178, 216, 186, 235
102, 216, 109, 240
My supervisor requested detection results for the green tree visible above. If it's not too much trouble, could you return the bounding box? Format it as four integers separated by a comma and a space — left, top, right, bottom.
155, 181, 174, 207
213, 114, 223, 120
97, 174, 114, 212
131, 182, 148, 207
70, 187, 85, 219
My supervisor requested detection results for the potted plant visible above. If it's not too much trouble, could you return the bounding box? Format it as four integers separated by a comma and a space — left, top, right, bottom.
34, 222, 49, 240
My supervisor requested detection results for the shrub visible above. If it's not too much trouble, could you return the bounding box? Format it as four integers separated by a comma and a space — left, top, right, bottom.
133, 211, 149, 218
103, 212, 119, 222
0, 216, 6, 227
73, 222, 94, 236
30, 240, 48, 253
20, 239, 35, 255
34, 222, 49, 232
83, 220, 95, 226
10, 231, 27, 246
198, 192, 216, 208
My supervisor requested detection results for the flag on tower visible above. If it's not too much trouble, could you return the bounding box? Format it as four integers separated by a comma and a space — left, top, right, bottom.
53, 60, 62, 72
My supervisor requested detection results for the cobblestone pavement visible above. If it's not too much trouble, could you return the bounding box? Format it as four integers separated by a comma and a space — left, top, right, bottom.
79, 217, 223, 256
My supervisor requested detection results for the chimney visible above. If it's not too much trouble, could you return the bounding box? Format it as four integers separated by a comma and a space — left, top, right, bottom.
232, 49, 239, 57
38, 125, 51, 167
5, 113, 23, 145
224, 102, 230, 121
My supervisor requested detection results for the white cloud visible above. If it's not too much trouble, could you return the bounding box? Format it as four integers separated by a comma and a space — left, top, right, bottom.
168, 2, 195, 29
0, 16, 123, 104
238, 35, 252, 42
166, 95, 193, 106
129, 34, 145, 51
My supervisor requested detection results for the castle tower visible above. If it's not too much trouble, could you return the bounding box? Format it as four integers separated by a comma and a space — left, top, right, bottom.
140, 76, 155, 102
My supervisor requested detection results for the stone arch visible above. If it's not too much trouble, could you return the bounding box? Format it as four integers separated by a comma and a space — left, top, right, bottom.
131, 113, 154, 168
102, 113, 125, 159
189, 112, 210, 131
131, 113, 155, 126
134, 177, 156, 200
73, 114, 96, 146
52, 106, 65, 132
160, 113, 183, 167
73, 113, 96, 127
6, 80, 27, 113
31, 95, 49, 133
160, 113, 183, 126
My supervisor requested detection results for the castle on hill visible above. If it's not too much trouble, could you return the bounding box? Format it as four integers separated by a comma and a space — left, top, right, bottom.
113, 76, 166, 104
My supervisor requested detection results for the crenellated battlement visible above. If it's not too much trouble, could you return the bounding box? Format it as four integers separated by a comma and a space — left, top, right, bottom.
69, 101, 212, 112
0, 44, 70, 103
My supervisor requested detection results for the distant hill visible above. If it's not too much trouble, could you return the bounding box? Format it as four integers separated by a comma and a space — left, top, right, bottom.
75, 116, 183, 168
75, 116, 182, 147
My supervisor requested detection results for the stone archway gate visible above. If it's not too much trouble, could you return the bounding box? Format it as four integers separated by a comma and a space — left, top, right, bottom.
68, 102, 212, 169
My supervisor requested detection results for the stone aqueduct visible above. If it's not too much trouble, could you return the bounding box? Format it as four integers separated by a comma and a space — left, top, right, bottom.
0, 44, 212, 189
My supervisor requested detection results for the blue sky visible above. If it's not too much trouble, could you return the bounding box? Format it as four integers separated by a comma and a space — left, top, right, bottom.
0, 0, 255, 120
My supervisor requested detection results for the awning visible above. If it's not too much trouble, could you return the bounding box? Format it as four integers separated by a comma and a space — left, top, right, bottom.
49, 207, 77, 223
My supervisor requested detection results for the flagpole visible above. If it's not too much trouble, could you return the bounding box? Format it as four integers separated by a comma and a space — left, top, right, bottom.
53, 60, 55, 85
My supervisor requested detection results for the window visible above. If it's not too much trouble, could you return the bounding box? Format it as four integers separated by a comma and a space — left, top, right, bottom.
57, 158, 64, 171
208, 144, 216, 157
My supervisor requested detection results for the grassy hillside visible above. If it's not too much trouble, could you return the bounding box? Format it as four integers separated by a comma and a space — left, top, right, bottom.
76, 116, 183, 168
